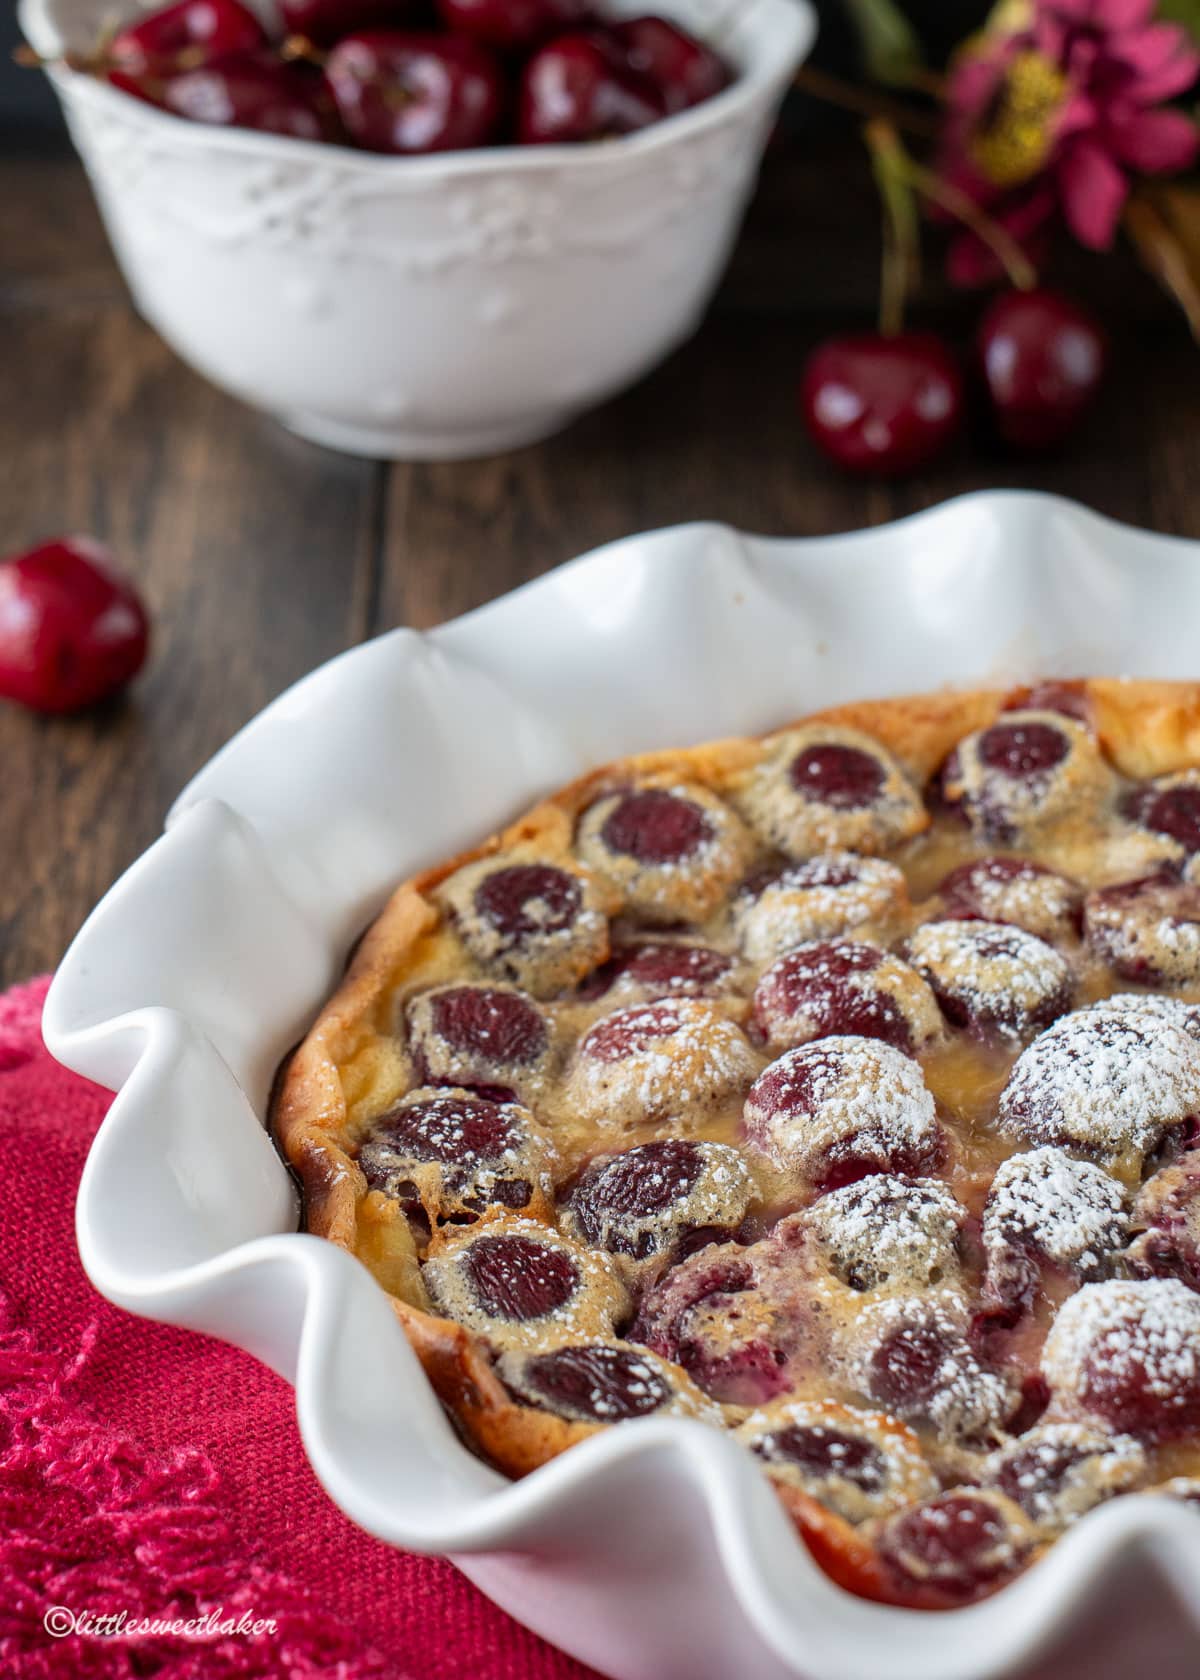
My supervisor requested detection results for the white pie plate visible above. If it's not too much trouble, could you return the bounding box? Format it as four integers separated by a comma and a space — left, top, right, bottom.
46, 490, 1200, 1680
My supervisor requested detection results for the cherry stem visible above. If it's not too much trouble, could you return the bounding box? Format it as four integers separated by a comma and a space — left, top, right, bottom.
865, 117, 1038, 292
865, 120, 921, 336
792, 65, 940, 140
281, 33, 326, 67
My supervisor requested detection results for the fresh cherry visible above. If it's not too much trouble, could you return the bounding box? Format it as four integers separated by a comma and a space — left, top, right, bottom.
109, 0, 266, 76
160, 53, 340, 140
610, 15, 728, 114
0, 538, 150, 714
324, 29, 505, 152
518, 32, 664, 144
437, 0, 591, 54
976, 289, 1107, 451
279, 0, 429, 49
800, 332, 964, 477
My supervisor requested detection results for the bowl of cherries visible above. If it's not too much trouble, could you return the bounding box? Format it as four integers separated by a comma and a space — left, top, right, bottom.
19, 0, 814, 459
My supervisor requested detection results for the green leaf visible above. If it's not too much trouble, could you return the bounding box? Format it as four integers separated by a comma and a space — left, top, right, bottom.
1158, 0, 1200, 44
839, 0, 927, 88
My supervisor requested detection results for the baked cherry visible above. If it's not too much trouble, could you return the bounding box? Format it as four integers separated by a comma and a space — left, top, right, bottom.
407, 983, 549, 1094
632, 1240, 812, 1405
981, 1146, 1128, 1313
563, 1137, 754, 1260
977, 288, 1107, 451
998, 1003, 1200, 1170
1125, 774, 1200, 857
744, 1037, 943, 1191
847, 1296, 1017, 1440
0, 537, 149, 714
982, 1424, 1145, 1532
876, 1491, 1032, 1603
609, 15, 729, 113
324, 30, 506, 153
567, 997, 757, 1131
735, 853, 908, 964
750, 938, 943, 1057
1042, 1278, 1200, 1440
280, 0, 427, 48
422, 1218, 628, 1347
358, 1086, 549, 1221
161, 53, 339, 140
109, 0, 266, 76
738, 1400, 938, 1524
437, 0, 590, 53
500, 1341, 699, 1423
906, 919, 1073, 1040
936, 856, 1083, 944
583, 941, 733, 1002
518, 32, 664, 144
1084, 872, 1200, 986
802, 1174, 964, 1293
800, 332, 964, 478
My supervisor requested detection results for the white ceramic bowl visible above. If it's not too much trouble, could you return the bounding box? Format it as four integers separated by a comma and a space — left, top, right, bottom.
18, 0, 813, 460
46, 492, 1200, 1680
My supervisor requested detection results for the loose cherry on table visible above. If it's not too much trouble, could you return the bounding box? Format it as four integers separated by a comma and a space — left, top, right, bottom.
518, 31, 664, 144
436, 0, 592, 54
800, 331, 965, 477
0, 539, 150, 715
323, 29, 507, 153
976, 288, 1107, 451
108, 0, 266, 75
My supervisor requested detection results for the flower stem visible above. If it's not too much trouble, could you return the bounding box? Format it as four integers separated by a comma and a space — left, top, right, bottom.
792, 65, 940, 140
865, 117, 1038, 291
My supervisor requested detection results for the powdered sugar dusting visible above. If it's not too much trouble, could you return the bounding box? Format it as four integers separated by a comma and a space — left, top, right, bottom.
998, 1004, 1200, 1164
983, 1147, 1128, 1274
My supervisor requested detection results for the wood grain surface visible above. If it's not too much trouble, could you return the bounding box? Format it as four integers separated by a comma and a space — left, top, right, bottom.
2, 128, 1199, 984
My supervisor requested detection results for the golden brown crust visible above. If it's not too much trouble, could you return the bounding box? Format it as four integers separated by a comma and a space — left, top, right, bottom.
270, 678, 1200, 1554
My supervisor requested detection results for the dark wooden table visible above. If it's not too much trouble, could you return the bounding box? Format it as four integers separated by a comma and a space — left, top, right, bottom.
3, 125, 1199, 986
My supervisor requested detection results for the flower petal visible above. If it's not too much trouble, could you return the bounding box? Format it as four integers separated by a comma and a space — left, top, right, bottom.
1058, 138, 1129, 246
1091, 0, 1157, 29
1107, 107, 1200, 173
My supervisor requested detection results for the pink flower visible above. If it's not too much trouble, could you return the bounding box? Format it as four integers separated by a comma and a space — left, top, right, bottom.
939, 0, 1200, 282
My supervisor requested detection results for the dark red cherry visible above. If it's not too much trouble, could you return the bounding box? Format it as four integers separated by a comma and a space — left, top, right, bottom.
977, 288, 1107, 451
978, 719, 1069, 778
518, 32, 664, 144
475, 864, 581, 942
609, 15, 729, 113
161, 53, 340, 140
0, 538, 149, 714
324, 30, 506, 154
878, 1493, 1021, 1599
514, 1343, 672, 1419
800, 332, 964, 478
463, 1234, 578, 1320
1125, 782, 1200, 854
430, 986, 547, 1065
280, 0, 427, 49
789, 743, 884, 809
868, 1319, 952, 1413
600, 789, 712, 863
109, 0, 266, 76
580, 1001, 687, 1063
571, 1139, 705, 1241
757, 1424, 886, 1490
372, 1093, 517, 1165
437, 0, 590, 53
